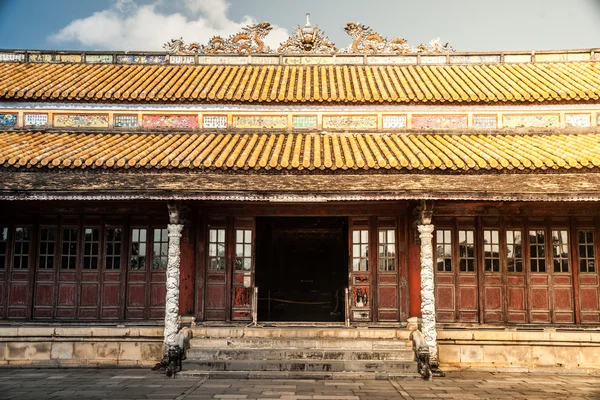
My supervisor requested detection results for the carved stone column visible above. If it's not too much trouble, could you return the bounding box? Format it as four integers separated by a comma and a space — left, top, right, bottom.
417, 223, 438, 367
164, 204, 184, 350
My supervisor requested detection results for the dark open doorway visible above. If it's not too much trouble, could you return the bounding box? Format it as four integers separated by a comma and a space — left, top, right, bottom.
255, 217, 348, 322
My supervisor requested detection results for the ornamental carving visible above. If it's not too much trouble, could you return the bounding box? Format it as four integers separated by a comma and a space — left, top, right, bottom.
164, 22, 273, 55
342, 22, 413, 54
278, 14, 337, 55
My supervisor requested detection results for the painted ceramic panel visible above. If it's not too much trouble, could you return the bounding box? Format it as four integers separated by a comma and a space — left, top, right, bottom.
169, 56, 195, 64
204, 116, 228, 129
143, 115, 198, 129
114, 115, 139, 128
450, 55, 500, 64
198, 56, 248, 65
24, 114, 48, 127
0, 114, 17, 127
421, 56, 446, 64
335, 56, 364, 65
54, 114, 109, 128
503, 115, 560, 128
473, 115, 498, 129
565, 114, 591, 127
29, 54, 82, 63
504, 54, 531, 63
411, 115, 467, 129
536, 53, 590, 62
233, 116, 287, 129
283, 57, 334, 65
0, 53, 25, 62
367, 56, 417, 65
382, 116, 407, 129
249, 56, 279, 65
117, 55, 167, 64
323, 116, 377, 130
597, 114, 600, 126
85, 55, 114, 63
293, 116, 317, 129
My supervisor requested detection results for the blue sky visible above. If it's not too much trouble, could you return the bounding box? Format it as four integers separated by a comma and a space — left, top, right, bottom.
1, 0, 600, 52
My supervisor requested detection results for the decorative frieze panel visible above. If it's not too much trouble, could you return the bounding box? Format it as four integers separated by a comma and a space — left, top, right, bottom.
412, 115, 467, 129
203, 116, 228, 129
536, 53, 590, 62
0, 113, 17, 127
169, 56, 195, 64
29, 54, 82, 63
293, 115, 317, 129
143, 115, 198, 129
473, 115, 498, 129
117, 55, 167, 64
323, 116, 377, 130
24, 113, 48, 127
421, 56, 447, 64
367, 56, 417, 65
450, 55, 500, 64
503, 115, 560, 128
0, 53, 25, 62
382, 115, 407, 129
233, 115, 287, 129
198, 56, 248, 65
335, 56, 365, 65
283, 57, 334, 65
54, 114, 109, 128
565, 114, 591, 128
114, 115, 138, 129
504, 54, 532, 63
85, 55, 114, 63
249, 56, 279, 65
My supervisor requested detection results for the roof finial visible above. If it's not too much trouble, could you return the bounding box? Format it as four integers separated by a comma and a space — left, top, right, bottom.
305, 13, 311, 28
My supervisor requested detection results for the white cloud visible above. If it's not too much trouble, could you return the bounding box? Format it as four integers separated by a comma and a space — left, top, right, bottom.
49, 0, 289, 51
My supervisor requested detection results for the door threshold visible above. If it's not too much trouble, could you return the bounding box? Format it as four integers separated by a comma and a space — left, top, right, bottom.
195, 321, 407, 328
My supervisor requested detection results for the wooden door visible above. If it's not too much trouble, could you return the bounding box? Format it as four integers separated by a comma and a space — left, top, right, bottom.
101, 222, 125, 319
78, 220, 102, 319
6, 225, 34, 318
434, 227, 455, 322
456, 228, 478, 322
56, 220, 79, 319
576, 227, 599, 323
0, 222, 9, 318
505, 227, 527, 323
204, 218, 228, 320
348, 218, 372, 322
149, 227, 168, 319
33, 223, 58, 319
550, 228, 574, 323
126, 225, 148, 319
376, 218, 399, 321
527, 226, 551, 323
482, 228, 503, 322
231, 217, 255, 321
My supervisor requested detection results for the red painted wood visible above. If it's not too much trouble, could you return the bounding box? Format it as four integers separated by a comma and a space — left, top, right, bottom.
407, 219, 421, 318
179, 223, 195, 316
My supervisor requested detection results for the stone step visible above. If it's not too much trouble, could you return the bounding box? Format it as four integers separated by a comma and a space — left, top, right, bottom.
191, 327, 410, 340
182, 359, 418, 373
189, 338, 412, 350
186, 348, 415, 361
176, 370, 420, 380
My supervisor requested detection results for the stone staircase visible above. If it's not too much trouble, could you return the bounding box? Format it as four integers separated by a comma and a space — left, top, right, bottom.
180, 325, 419, 379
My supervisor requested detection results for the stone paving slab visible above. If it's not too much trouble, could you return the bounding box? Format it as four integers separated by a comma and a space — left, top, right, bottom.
0, 369, 599, 399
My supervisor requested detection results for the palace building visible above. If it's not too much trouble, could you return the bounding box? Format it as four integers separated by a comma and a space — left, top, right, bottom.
0, 15, 599, 376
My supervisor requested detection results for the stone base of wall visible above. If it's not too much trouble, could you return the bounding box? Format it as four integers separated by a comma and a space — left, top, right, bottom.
438, 327, 600, 374
0, 325, 163, 367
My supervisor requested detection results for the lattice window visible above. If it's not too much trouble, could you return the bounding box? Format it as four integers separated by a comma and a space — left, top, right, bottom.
552, 230, 569, 273
38, 228, 56, 269
208, 229, 226, 270
152, 228, 168, 270
352, 230, 369, 272
378, 229, 396, 271
203, 116, 227, 129
13, 227, 30, 269
105, 228, 122, 270
529, 230, 546, 273
61, 228, 78, 270
506, 230, 523, 273
578, 230, 595, 273
130, 228, 147, 270
459, 230, 475, 272
235, 230, 252, 271
436, 230, 452, 272
83, 228, 100, 269
483, 230, 500, 272
0, 227, 8, 269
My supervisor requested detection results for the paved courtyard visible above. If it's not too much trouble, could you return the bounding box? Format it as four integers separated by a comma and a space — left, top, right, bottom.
0, 369, 598, 399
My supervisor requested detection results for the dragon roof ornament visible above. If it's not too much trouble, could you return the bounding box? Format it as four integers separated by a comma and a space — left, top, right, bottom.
163, 16, 454, 55
277, 13, 338, 55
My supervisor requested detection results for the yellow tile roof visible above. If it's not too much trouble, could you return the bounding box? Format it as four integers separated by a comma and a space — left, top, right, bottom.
1, 62, 600, 103
2, 131, 600, 172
